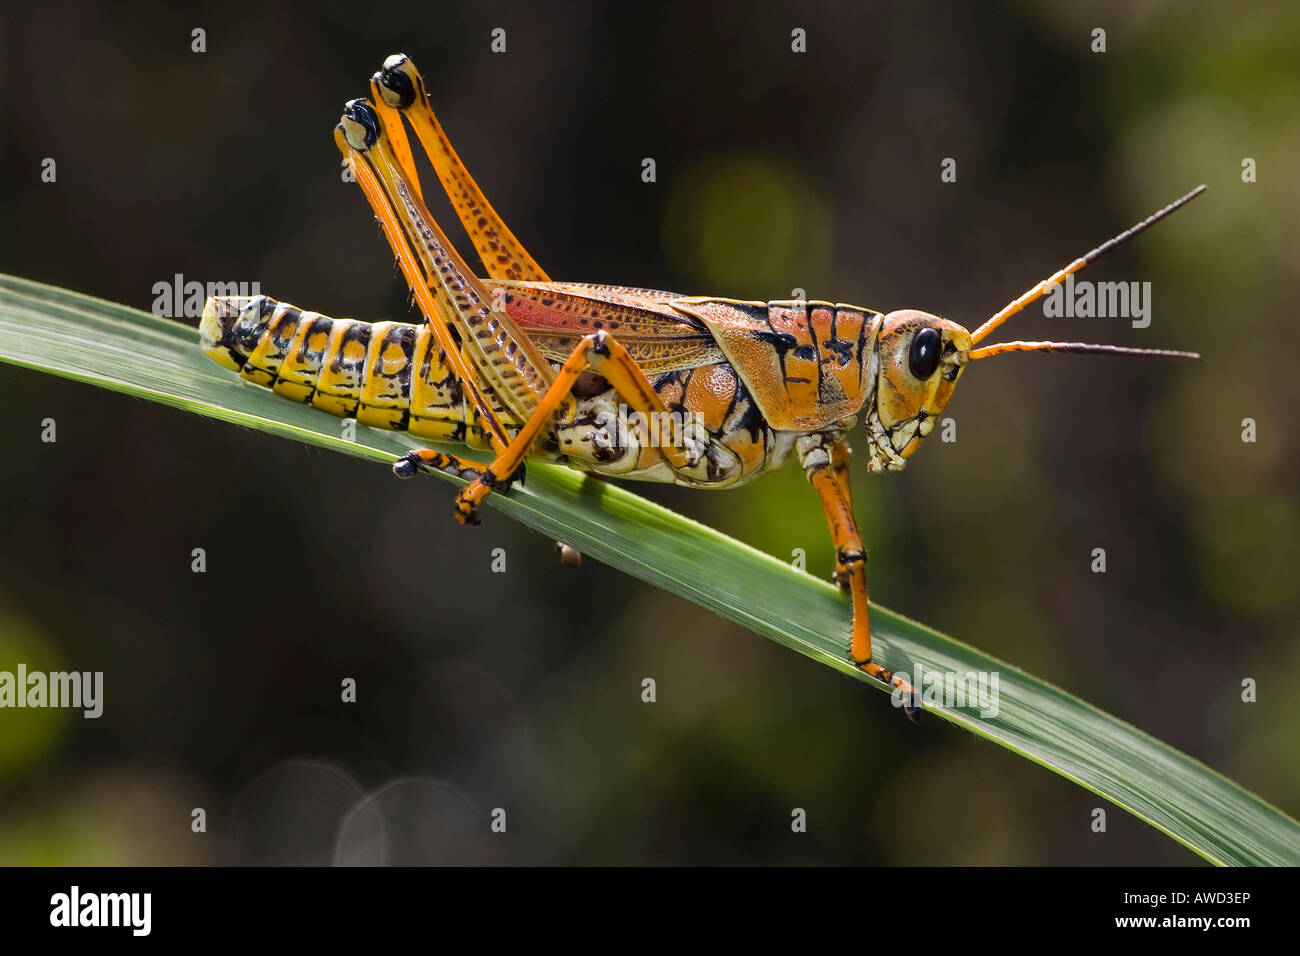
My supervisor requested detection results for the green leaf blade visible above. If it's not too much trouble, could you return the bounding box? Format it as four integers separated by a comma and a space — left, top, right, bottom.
2, 273, 1296, 866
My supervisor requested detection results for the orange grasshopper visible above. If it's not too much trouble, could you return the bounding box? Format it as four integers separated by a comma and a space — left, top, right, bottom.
201, 54, 1202, 720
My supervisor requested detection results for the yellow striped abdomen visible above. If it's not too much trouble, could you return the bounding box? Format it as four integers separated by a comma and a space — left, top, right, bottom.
200, 295, 513, 446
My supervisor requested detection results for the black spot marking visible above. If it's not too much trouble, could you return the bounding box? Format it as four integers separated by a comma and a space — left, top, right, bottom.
342, 100, 381, 149
755, 330, 798, 351
730, 392, 765, 443
377, 62, 416, 109
825, 337, 854, 365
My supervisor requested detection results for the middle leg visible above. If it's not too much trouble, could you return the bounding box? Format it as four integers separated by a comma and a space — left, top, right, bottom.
436, 328, 704, 522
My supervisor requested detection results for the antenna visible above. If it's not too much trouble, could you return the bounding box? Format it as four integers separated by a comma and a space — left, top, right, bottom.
968, 185, 1207, 346
967, 340, 1198, 361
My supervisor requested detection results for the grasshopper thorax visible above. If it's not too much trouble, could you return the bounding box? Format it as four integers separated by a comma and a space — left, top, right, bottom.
865, 310, 970, 472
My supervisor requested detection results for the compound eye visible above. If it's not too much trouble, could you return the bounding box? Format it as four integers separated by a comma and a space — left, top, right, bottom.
908, 327, 943, 379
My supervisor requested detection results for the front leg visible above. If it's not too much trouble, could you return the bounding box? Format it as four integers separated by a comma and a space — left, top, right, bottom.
799, 433, 921, 721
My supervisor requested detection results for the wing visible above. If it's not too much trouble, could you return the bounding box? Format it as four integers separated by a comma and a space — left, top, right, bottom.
485, 279, 726, 374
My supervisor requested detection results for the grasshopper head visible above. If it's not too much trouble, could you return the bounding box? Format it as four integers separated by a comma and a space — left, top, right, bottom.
864, 310, 970, 471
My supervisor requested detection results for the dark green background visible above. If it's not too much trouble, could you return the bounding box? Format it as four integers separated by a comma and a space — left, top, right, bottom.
1, 0, 1296, 864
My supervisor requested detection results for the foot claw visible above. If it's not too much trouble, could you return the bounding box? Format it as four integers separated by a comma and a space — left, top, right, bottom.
855, 657, 921, 722
454, 500, 481, 526
903, 691, 922, 723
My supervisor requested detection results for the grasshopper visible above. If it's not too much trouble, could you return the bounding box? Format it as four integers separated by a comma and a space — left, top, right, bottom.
201, 54, 1202, 720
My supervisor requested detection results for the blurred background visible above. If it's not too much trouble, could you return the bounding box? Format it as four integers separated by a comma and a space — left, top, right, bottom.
0, 0, 1296, 864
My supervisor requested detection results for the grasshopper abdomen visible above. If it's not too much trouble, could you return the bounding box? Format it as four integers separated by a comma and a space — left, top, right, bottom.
201, 295, 510, 447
